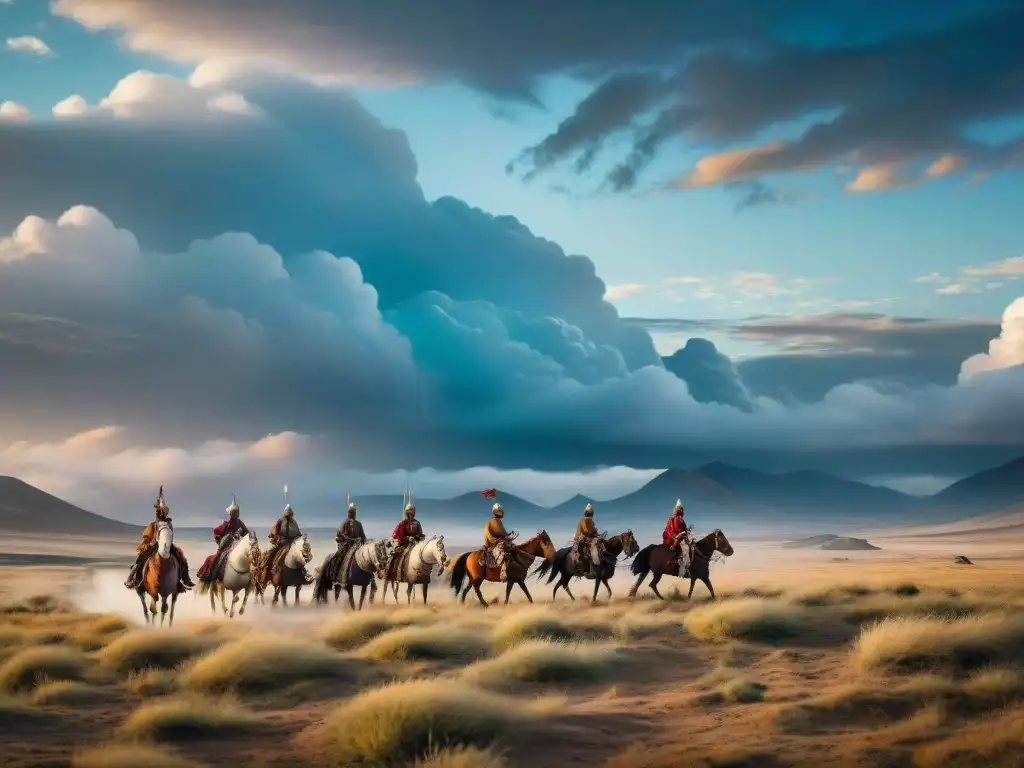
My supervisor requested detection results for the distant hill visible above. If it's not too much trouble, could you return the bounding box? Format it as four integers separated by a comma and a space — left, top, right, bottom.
0, 477, 140, 536
930, 456, 1024, 514
782, 534, 879, 551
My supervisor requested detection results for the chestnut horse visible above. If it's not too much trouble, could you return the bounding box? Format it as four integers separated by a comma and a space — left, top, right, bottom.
137, 521, 180, 626
629, 529, 734, 601
449, 531, 556, 606
532, 530, 640, 603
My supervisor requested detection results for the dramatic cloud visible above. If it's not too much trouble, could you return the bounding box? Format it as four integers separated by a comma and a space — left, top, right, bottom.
0, 70, 1022, 479
960, 298, 1024, 381
5, 35, 52, 56
662, 339, 753, 412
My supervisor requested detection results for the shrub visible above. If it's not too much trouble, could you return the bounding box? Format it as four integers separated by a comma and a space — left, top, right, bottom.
73, 743, 208, 768
359, 625, 489, 663
463, 641, 615, 690
0, 646, 89, 692
683, 599, 805, 644
119, 695, 262, 741
98, 630, 214, 675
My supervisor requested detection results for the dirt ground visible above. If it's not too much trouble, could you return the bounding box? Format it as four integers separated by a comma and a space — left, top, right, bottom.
1, 527, 1022, 767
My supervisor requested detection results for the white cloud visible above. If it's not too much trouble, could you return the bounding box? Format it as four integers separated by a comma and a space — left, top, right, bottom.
0, 100, 29, 122
604, 283, 646, 300
962, 256, 1024, 278
845, 162, 912, 193
924, 256, 1023, 296
51, 70, 260, 121
5, 35, 52, 56
960, 297, 1024, 381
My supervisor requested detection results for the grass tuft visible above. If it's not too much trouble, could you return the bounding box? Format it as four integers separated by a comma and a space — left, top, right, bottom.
33, 680, 120, 706
463, 641, 615, 690
98, 630, 215, 675
683, 598, 805, 644
359, 624, 489, 663
182, 633, 358, 695
491, 611, 614, 650
414, 745, 508, 768
0, 645, 89, 692
853, 613, 1024, 675
126, 667, 179, 697
119, 695, 262, 741
72, 743, 209, 768
321, 612, 409, 650
311, 679, 530, 765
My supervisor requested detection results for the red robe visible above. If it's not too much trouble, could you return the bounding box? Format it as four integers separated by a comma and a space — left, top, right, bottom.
663, 514, 686, 547
392, 519, 423, 543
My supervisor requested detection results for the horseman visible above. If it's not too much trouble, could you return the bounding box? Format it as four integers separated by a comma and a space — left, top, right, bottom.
663, 499, 693, 576
572, 503, 605, 575
267, 502, 310, 582
386, 501, 424, 580
197, 496, 250, 583
336, 500, 367, 555
124, 486, 194, 592
482, 502, 515, 582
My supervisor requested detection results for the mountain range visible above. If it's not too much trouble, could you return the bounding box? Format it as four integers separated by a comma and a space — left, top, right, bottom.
1, 454, 1022, 537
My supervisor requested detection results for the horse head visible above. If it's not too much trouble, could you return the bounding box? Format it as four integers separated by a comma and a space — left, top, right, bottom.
426, 536, 449, 574
621, 529, 640, 558
371, 539, 389, 568
536, 530, 556, 560
156, 521, 173, 559
712, 529, 735, 557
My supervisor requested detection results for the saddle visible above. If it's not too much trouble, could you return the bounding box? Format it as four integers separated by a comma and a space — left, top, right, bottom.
386, 543, 415, 581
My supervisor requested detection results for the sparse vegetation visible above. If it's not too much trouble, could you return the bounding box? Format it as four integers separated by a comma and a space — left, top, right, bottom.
684, 598, 805, 643
0, 645, 89, 692
312, 679, 531, 765
915, 704, 1024, 767
321, 612, 407, 650
98, 629, 215, 674
359, 624, 490, 662
33, 680, 119, 706
415, 745, 508, 768
126, 667, 179, 697
182, 633, 359, 695
463, 640, 615, 689
119, 695, 262, 741
491, 610, 614, 649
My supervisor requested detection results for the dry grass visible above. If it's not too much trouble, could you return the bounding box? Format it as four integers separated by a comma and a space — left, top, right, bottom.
853, 613, 1024, 675
463, 640, 616, 690
126, 667, 179, 697
118, 695, 263, 741
72, 743, 208, 768
98, 629, 215, 675
0, 645, 90, 692
359, 624, 490, 663
915, 704, 1024, 767
181, 633, 359, 695
683, 598, 807, 644
310, 678, 532, 765
0, 693, 52, 725
491, 610, 614, 650
32, 680, 120, 706
321, 612, 410, 650
414, 745, 508, 768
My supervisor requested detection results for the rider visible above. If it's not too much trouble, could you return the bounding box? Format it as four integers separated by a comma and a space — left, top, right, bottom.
124, 486, 194, 592
197, 496, 250, 583
387, 502, 425, 580
663, 499, 692, 576
482, 502, 515, 581
336, 500, 367, 554
267, 502, 310, 583
572, 502, 605, 575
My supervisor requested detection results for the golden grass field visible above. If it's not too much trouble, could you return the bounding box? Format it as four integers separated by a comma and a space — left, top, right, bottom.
1, 535, 1023, 767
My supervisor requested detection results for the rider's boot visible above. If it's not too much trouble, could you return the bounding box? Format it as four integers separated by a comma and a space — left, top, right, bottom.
175, 548, 195, 588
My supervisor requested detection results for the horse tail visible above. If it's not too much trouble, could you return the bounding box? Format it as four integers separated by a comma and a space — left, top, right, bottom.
195, 580, 212, 596
631, 544, 656, 576
312, 553, 338, 606
532, 558, 553, 582
450, 552, 470, 594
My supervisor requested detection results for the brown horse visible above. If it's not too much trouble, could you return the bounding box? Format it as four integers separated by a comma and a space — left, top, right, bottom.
449, 531, 556, 606
136, 521, 180, 626
629, 529, 734, 601
250, 548, 269, 605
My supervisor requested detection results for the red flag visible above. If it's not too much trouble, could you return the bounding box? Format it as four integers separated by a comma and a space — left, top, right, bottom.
479, 488, 497, 499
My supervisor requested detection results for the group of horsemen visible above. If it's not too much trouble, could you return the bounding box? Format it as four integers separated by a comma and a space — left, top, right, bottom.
124, 487, 697, 594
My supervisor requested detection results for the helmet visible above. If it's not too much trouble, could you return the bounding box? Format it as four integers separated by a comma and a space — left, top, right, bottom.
584, 503, 594, 517
674, 499, 684, 513
347, 502, 357, 517
404, 503, 416, 517
227, 495, 239, 517
154, 486, 169, 517
492, 503, 504, 517
284, 503, 294, 517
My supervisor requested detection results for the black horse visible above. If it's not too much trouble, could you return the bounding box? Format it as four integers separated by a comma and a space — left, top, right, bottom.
628, 529, 734, 601
531, 530, 640, 602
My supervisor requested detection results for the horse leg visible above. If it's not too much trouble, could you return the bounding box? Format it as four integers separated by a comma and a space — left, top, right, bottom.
229, 590, 240, 618
702, 577, 716, 601
334, 585, 342, 603
504, 580, 515, 605
518, 580, 534, 603
562, 577, 577, 601
406, 582, 414, 604
629, 570, 648, 599
238, 585, 251, 616
293, 586, 301, 606
472, 577, 488, 607
149, 594, 159, 619
649, 573, 666, 601
591, 577, 602, 604
137, 590, 150, 624
357, 586, 367, 610
159, 596, 168, 627
220, 583, 229, 615
460, 582, 472, 603
421, 583, 428, 605
347, 586, 357, 611
603, 572, 613, 599
687, 578, 697, 600
392, 581, 400, 603
169, 593, 178, 628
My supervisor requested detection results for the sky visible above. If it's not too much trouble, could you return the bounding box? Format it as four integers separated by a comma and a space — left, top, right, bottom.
0, 0, 1022, 523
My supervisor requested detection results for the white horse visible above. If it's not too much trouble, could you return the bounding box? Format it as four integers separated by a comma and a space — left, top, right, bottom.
383, 536, 449, 605
137, 521, 179, 627
313, 539, 388, 610
271, 534, 313, 607
197, 531, 261, 618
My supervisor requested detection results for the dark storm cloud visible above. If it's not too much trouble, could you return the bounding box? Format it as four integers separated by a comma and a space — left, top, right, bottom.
1, 72, 1023, 476
661, 339, 753, 411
